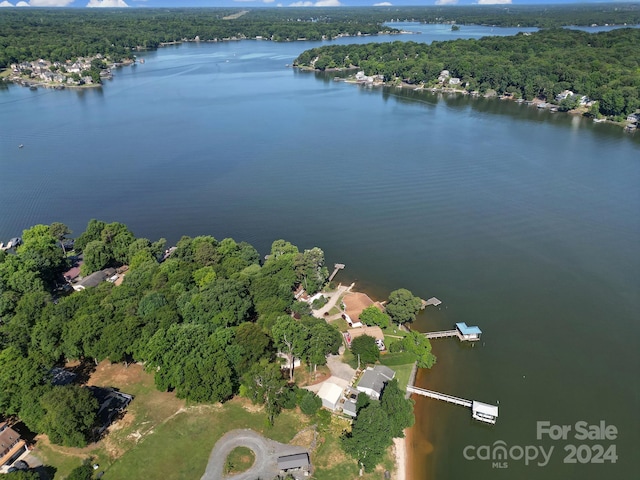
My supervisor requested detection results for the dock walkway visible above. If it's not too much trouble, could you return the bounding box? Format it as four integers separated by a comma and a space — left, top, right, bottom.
407, 385, 498, 424
406, 386, 472, 407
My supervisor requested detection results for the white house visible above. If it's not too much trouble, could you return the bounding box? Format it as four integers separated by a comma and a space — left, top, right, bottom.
356, 365, 395, 400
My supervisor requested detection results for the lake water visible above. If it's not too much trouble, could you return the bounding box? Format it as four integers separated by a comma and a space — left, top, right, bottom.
1, 24, 638, 480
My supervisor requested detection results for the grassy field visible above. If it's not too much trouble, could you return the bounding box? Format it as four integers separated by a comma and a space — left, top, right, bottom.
33, 361, 398, 480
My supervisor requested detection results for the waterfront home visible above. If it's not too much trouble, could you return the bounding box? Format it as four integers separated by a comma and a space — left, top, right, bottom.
356, 365, 395, 400
345, 325, 384, 347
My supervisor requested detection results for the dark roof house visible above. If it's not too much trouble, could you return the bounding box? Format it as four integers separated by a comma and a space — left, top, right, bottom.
277, 452, 310, 472
73, 268, 117, 291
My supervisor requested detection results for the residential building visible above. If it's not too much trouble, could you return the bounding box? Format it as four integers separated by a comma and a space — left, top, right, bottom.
0, 422, 28, 472
356, 365, 395, 400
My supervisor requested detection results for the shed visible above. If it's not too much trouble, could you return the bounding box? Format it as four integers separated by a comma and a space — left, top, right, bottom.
317, 382, 343, 411
277, 452, 310, 472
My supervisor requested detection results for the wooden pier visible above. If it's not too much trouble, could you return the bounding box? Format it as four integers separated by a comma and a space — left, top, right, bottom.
328, 263, 345, 282
424, 323, 482, 342
424, 330, 459, 340
407, 385, 498, 424
421, 297, 442, 308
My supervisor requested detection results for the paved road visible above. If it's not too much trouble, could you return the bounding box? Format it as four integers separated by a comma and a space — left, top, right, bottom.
200, 429, 307, 480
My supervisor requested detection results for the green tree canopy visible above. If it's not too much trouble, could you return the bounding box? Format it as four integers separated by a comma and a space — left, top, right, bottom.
350, 334, 379, 366
38, 385, 99, 447
342, 401, 392, 472
385, 288, 422, 325
358, 306, 390, 328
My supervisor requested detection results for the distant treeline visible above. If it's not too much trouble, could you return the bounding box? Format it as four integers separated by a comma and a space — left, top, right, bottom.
294, 28, 640, 118
347, 3, 640, 28
1, 4, 639, 69
0, 8, 395, 68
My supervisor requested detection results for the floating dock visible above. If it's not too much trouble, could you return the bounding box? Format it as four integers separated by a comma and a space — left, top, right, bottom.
407, 385, 498, 424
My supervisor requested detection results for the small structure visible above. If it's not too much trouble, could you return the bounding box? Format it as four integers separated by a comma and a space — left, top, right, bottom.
345, 326, 384, 347
50, 367, 77, 386
356, 365, 395, 400
421, 297, 442, 308
89, 387, 133, 436
342, 387, 359, 417
472, 401, 499, 424
0, 422, 28, 473
455, 322, 482, 341
317, 382, 343, 412
277, 452, 310, 474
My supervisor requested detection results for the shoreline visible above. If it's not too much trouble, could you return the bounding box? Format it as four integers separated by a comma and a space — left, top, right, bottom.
326, 70, 638, 131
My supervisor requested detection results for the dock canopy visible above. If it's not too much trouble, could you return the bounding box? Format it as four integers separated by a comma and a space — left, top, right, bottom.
455, 322, 482, 340
472, 401, 498, 424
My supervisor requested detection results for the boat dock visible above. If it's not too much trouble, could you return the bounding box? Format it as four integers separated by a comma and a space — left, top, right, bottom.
424, 322, 483, 342
328, 263, 345, 282
421, 297, 442, 308
407, 385, 498, 424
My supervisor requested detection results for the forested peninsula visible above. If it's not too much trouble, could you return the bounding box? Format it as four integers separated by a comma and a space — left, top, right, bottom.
1, 4, 638, 69
294, 28, 640, 120
0, 221, 430, 477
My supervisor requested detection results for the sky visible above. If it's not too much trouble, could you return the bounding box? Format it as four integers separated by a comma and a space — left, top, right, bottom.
0, 0, 635, 9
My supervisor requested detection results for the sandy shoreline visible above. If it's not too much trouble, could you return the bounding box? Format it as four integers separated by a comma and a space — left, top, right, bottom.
394, 436, 408, 480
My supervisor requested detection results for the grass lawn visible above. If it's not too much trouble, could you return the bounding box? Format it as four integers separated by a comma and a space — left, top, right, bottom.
329, 317, 349, 332
224, 446, 255, 475
311, 415, 396, 480
33, 360, 403, 480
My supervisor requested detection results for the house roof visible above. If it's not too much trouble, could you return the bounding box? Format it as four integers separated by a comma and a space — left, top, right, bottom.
472, 401, 498, 417
50, 367, 77, 386
343, 292, 377, 322
456, 322, 482, 335
342, 399, 357, 417
357, 365, 395, 396
317, 382, 343, 406
277, 452, 310, 470
346, 326, 384, 342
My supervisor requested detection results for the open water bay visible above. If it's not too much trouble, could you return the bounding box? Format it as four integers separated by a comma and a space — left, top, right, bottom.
0, 24, 638, 480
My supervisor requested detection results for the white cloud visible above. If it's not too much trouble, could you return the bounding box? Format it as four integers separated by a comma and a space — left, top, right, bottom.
16, 0, 30, 5
28, 0, 74, 6
477, 0, 512, 4
374, 2, 392, 5
435, 0, 458, 5
86, 0, 129, 7
290, 0, 342, 6
0, 1, 14, 7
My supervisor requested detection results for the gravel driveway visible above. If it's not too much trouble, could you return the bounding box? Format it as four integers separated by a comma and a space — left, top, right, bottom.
200, 429, 307, 480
